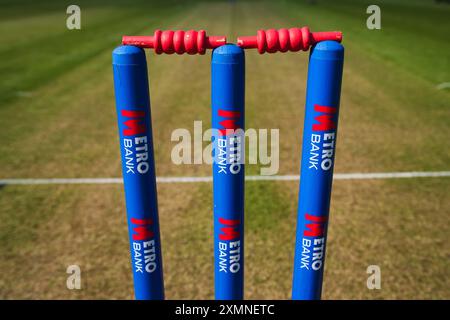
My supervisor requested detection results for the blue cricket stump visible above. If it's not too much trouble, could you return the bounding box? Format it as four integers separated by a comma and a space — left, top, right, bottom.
112, 45, 165, 300
292, 41, 344, 300
211, 44, 245, 300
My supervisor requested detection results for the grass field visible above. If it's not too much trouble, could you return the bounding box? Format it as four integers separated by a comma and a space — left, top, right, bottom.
0, 0, 449, 299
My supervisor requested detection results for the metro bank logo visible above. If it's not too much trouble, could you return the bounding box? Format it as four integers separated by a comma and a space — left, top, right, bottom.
121, 109, 146, 136
303, 213, 328, 238
215, 108, 243, 174
130, 217, 158, 274
120, 108, 150, 175
218, 217, 240, 241
218, 216, 241, 274
217, 109, 241, 136
300, 213, 328, 271
308, 104, 337, 171
131, 217, 154, 241
312, 104, 336, 132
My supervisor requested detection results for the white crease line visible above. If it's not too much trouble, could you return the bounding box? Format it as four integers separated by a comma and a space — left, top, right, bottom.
0, 178, 123, 185
333, 171, 450, 179
436, 82, 450, 90
0, 171, 449, 185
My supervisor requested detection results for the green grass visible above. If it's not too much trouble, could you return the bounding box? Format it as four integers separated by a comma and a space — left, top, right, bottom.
0, 0, 188, 107
281, 0, 450, 172
285, 0, 450, 84
0, 0, 449, 299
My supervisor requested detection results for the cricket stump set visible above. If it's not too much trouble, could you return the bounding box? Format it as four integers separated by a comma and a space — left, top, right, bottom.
112, 27, 344, 300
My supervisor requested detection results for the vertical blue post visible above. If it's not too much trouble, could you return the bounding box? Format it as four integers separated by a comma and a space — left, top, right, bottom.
112, 45, 164, 300
212, 44, 245, 300
292, 41, 344, 300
